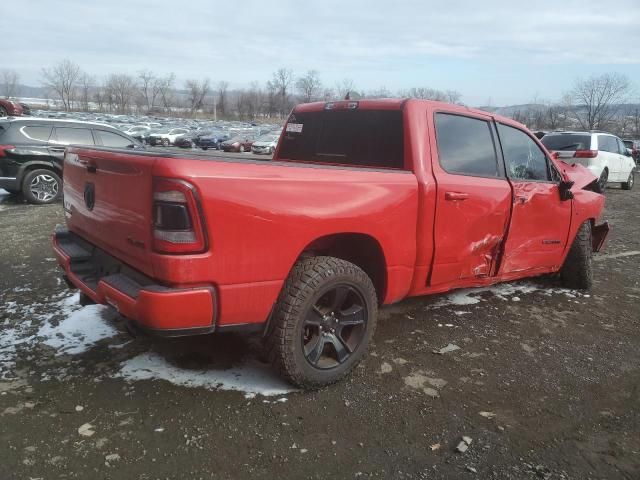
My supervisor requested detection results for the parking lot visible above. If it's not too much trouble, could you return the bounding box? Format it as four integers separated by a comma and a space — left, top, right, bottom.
0, 179, 639, 479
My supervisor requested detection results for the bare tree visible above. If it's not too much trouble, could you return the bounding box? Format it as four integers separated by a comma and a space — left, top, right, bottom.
270, 68, 294, 117
138, 70, 161, 112
1, 69, 20, 98
335, 79, 356, 99
105, 74, 136, 114
77, 73, 94, 112
157, 73, 176, 113
216, 81, 229, 117
445, 90, 461, 104
93, 82, 106, 111
295, 70, 322, 103
41, 59, 81, 111
185, 78, 211, 116
568, 73, 630, 130
366, 86, 392, 99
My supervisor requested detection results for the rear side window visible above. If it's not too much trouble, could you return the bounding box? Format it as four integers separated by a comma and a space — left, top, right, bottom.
95, 130, 133, 148
53, 127, 94, 146
435, 113, 499, 177
541, 134, 592, 151
21, 126, 52, 142
597, 135, 618, 153
278, 110, 404, 169
497, 124, 550, 181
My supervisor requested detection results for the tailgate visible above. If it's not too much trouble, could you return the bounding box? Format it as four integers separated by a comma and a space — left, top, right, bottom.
63, 147, 156, 277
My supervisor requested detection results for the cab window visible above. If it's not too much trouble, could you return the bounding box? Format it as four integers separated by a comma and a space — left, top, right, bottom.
497, 124, 550, 181
435, 113, 500, 177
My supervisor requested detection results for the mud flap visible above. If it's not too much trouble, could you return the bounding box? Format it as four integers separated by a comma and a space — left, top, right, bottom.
592, 221, 610, 252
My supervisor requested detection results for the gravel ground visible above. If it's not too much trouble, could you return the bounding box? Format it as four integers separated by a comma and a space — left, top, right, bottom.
0, 178, 639, 480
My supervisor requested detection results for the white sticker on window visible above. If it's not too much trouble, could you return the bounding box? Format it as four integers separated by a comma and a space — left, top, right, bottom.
286, 123, 303, 133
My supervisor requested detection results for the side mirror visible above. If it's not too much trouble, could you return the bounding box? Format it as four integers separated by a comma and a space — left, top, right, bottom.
550, 151, 560, 160
559, 179, 574, 201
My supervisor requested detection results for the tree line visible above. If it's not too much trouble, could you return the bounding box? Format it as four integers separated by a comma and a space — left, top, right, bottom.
0, 60, 462, 120
0, 61, 637, 138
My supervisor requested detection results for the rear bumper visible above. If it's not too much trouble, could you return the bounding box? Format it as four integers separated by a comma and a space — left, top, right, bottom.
592, 221, 610, 253
52, 227, 217, 336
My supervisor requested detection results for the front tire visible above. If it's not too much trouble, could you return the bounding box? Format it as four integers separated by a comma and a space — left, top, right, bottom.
22, 169, 62, 204
265, 256, 378, 389
239, 145, 245, 153
0, 106, 7, 117
560, 222, 593, 290
621, 171, 634, 190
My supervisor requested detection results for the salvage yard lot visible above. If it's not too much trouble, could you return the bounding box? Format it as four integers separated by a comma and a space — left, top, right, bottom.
1, 181, 639, 479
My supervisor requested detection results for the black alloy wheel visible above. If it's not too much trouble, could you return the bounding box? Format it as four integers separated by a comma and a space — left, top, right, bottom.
302, 285, 368, 369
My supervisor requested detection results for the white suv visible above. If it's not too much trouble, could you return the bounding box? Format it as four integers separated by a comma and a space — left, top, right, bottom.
542, 131, 636, 191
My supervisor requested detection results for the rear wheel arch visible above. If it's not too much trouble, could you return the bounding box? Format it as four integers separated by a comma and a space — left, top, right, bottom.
18, 161, 60, 184
295, 233, 388, 304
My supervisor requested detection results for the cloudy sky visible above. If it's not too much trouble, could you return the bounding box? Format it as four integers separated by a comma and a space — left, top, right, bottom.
3, 0, 640, 106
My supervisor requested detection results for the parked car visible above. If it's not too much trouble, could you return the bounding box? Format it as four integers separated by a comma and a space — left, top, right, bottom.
251, 133, 279, 155
121, 125, 151, 143
542, 132, 636, 191
221, 134, 255, 152
174, 132, 200, 148
0, 99, 24, 117
199, 131, 230, 150
52, 99, 608, 389
0, 117, 142, 204
147, 128, 190, 146
623, 139, 639, 165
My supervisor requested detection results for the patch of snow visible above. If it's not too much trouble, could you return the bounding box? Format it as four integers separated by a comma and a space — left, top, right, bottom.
117, 352, 295, 398
430, 281, 580, 309
38, 303, 119, 355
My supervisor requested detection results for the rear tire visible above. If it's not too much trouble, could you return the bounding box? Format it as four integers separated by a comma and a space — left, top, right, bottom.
162, 138, 170, 147
22, 169, 62, 205
560, 222, 593, 290
239, 145, 245, 153
621, 171, 634, 190
265, 256, 378, 389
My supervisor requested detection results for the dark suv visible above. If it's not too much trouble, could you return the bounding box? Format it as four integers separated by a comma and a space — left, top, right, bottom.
0, 118, 142, 204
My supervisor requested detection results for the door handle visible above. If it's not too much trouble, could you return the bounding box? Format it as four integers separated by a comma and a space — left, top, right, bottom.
49, 147, 65, 152
515, 195, 528, 204
87, 164, 97, 173
444, 191, 469, 201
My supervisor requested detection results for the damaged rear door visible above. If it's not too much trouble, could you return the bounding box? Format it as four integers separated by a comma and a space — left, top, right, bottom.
496, 123, 571, 273
429, 112, 512, 286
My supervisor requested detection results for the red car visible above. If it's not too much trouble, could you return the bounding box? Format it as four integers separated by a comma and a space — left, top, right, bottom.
0, 99, 24, 117
220, 134, 255, 152
52, 99, 608, 389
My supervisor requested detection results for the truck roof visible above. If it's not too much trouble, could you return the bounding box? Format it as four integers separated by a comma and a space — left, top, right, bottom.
292, 98, 527, 131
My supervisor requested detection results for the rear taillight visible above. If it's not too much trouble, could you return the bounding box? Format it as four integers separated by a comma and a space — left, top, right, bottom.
0, 145, 15, 157
574, 150, 598, 158
152, 178, 207, 254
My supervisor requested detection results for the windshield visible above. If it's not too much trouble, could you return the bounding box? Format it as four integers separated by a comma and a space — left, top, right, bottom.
278, 109, 404, 169
541, 134, 592, 151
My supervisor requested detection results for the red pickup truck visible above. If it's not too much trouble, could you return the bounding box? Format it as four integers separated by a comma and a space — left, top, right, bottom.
52, 99, 609, 388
